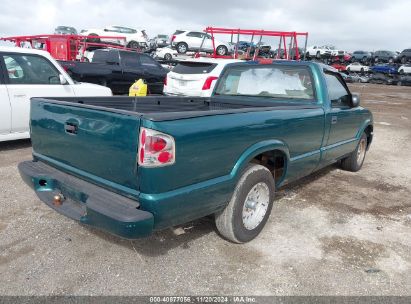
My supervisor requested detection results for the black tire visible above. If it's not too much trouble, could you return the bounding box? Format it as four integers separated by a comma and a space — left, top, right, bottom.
216, 45, 228, 56
360, 68, 364, 73
399, 69, 404, 75
164, 53, 172, 61
128, 41, 139, 49
340, 133, 368, 172
401, 56, 407, 64
176, 42, 188, 54
347, 67, 351, 72
397, 81, 402, 86
316, 51, 321, 59
87, 33, 100, 43
215, 164, 275, 243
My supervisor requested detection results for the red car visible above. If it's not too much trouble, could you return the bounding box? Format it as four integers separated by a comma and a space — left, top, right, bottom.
331, 63, 347, 72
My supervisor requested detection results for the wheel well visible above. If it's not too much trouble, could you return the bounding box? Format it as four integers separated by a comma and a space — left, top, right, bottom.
251, 150, 287, 183
364, 125, 373, 149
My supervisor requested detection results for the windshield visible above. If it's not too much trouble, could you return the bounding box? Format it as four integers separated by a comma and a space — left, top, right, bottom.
215, 65, 315, 101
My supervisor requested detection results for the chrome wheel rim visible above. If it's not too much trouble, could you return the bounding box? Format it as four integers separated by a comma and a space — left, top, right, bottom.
242, 182, 270, 230
217, 46, 225, 55
357, 138, 366, 164
178, 44, 186, 53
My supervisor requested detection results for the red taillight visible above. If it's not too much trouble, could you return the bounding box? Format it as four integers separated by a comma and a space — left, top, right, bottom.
171, 35, 176, 42
164, 76, 167, 86
138, 128, 175, 167
147, 136, 166, 152
202, 76, 218, 90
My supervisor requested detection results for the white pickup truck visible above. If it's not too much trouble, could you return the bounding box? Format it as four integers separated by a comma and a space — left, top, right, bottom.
0, 47, 112, 142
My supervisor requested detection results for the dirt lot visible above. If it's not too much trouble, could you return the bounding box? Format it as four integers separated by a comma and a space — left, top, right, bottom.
0, 83, 410, 296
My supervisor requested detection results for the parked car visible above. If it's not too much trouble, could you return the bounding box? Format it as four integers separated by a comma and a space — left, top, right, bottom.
171, 30, 230, 56
351, 50, 372, 63
397, 75, 411, 86
398, 48, 411, 64
153, 47, 177, 61
370, 64, 398, 75
163, 58, 241, 97
19, 61, 373, 243
340, 72, 353, 83
59, 49, 168, 95
398, 64, 411, 74
149, 34, 170, 48
0, 46, 112, 142
80, 25, 149, 49
369, 73, 398, 85
372, 50, 398, 63
349, 73, 370, 83
54, 26, 77, 35
346, 62, 370, 73
306, 45, 343, 59
331, 63, 347, 72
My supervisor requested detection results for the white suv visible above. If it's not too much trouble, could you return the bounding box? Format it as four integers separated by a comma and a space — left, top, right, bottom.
306, 45, 343, 59
163, 58, 241, 97
171, 30, 231, 56
80, 25, 149, 49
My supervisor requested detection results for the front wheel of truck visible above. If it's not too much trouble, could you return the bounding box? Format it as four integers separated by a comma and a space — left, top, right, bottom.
340, 133, 368, 172
215, 164, 275, 243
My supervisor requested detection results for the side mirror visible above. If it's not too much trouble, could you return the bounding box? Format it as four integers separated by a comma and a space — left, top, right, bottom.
59, 74, 68, 85
351, 93, 360, 107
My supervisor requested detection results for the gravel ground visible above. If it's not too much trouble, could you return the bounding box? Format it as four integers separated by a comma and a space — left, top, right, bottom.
0, 83, 410, 296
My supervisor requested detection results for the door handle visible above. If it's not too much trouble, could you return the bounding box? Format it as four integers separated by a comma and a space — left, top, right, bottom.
13, 94, 26, 98
331, 116, 338, 124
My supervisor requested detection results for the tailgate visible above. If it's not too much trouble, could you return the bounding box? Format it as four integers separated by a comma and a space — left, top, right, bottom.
30, 100, 141, 194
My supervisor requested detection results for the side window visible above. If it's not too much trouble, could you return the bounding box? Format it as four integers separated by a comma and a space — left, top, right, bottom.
325, 73, 351, 107
120, 52, 140, 67
3, 54, 60, 85
93, 51, 119, 64
139, 55, 160, 68
186, 32, 202, 38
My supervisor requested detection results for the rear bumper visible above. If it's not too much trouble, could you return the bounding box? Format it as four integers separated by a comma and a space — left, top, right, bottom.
18, 161, 154, 239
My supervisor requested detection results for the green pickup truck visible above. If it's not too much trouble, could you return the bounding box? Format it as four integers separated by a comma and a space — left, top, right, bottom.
19, 61, 373, 243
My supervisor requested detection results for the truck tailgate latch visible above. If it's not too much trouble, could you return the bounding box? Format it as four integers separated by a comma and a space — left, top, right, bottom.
65, 122, 78, 135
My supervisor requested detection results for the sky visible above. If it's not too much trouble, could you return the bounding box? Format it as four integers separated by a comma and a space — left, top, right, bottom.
0, 0, 410, 52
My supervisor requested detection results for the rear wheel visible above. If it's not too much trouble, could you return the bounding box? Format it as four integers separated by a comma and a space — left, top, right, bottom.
316, 51, 321, 59
215, 164, 275, 243
216, 45, 228, 56
164, 53, 172, 61
87, 33, 100, 43
340, 133, 368, 172
176, 42, 188, 54
128, 41, 140, 49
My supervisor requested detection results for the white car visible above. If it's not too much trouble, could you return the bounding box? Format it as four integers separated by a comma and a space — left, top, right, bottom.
306, 45, 343, 58
398, 64, 411, 74
0, 46, 112, 142
346, 62, 370, 73
163, 58, 241, 97
154, 47, 178, 61
80, 25, 149, 49
171, 30, 231, 56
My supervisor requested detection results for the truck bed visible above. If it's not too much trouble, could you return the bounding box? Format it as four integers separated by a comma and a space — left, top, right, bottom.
34, 96, 319, 121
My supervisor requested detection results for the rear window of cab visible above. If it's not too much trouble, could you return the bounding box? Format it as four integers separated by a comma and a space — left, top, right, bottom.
215, 64, 316, 101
